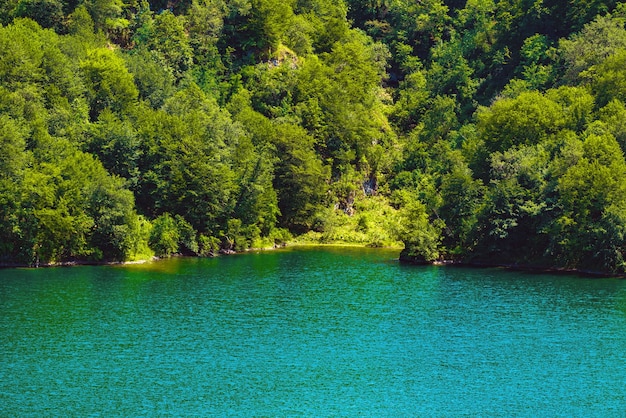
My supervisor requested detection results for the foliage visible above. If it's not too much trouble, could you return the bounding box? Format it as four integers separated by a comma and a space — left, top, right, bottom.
295, 195, 403, 247
395, 190, 443, 262
80, 47, 138, 120
3, 0, 626, 274
149, 213, 180, 257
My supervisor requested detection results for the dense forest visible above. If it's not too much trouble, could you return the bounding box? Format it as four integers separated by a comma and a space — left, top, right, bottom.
1, 0, 626, 273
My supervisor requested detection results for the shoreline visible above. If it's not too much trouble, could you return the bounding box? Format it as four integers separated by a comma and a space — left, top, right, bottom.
2, 243, 623, 278
0, 241, 402, 269
0, 257, 159, 269
398, 253, 626, 278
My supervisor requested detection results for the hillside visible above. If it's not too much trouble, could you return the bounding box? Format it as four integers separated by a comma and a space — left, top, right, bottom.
2, 0, 626, 273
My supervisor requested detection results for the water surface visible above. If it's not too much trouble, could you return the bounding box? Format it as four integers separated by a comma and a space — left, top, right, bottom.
2, 246, 626, 415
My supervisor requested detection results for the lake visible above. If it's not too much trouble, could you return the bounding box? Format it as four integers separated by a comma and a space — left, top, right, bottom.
2, 246, 626, 416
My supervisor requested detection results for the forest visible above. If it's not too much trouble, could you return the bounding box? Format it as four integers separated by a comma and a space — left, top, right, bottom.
1, 0, 626, 273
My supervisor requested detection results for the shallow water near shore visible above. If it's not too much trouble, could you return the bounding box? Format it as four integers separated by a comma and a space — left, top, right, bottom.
2, 246, 626, 415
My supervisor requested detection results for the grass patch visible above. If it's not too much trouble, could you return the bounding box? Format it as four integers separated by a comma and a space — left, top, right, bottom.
293, 195, 403, 248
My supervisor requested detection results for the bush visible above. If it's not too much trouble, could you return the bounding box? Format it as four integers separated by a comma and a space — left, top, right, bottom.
149, 213, 180, 257
198, 234, 220, 256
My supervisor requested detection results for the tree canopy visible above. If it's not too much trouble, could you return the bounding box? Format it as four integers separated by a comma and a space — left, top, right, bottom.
2, 0, 626, 274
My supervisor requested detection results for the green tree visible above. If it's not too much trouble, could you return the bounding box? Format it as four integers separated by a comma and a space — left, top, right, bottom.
123, 48, 176, 108
86, 109, 140, 183
559, 11, 626, 84
396, 190, 443, 262
0, 116, 30, 262
477, 90, 563, 153
555, 133, 626, 272
175, 214, 199, 255
417, 95, 460, 144
272, 122, 329, 231
387, 0, 450, 58
426, 34, 479, 118
87, 169, 141, 260
438, 164, 485, 253
66, 5, 100, 46
5, 135, 142, 264
231, 95, 329, 232
390, 66, 429, 132
545, 86, 594, 133
598, 99, 626, 149
84, 0, 129, 37
14, 0, 65, 31
232, 140, 280, 236
472, 144, 551, 263
589, 50, 626, 108
293, 0, 349, 53
80, 47, 138, 120
149, 213, 180, 257
516, 34, 556, 90
134, 85, 239, 234
147, 10, 193, 79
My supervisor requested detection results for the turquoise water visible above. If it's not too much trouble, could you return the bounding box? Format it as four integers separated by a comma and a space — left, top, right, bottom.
2, 246, 626, 416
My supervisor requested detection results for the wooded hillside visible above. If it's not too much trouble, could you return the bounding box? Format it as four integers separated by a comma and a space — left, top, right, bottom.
2, 0, 626, 273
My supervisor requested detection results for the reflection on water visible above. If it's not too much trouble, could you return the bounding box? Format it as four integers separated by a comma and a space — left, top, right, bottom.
2, 247, 626, 415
